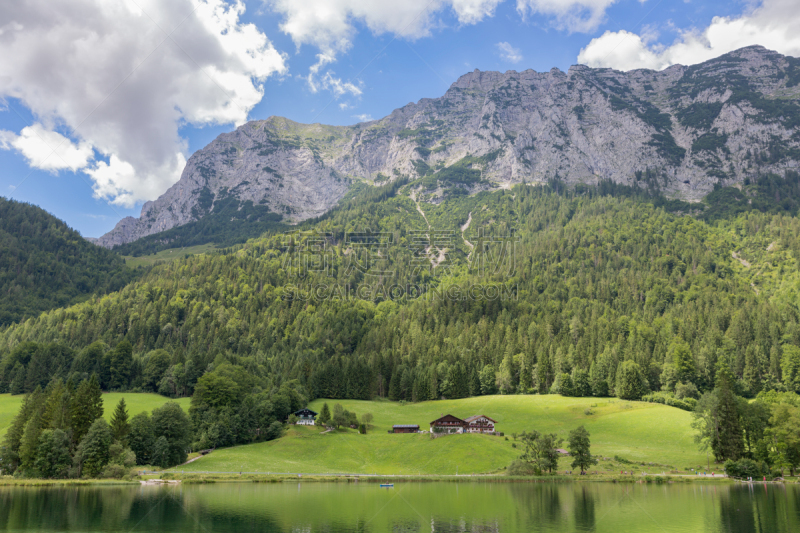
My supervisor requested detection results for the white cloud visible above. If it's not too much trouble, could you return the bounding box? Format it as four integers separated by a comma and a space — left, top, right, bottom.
0, 0, 286, 207
496, 42, 523, 63
451, 0, 504, 24
0, 124, 93, 172
352, 113, 374, 122
266, 0, 502, 93
516, 0, 619, 33
578, 0, 800, 71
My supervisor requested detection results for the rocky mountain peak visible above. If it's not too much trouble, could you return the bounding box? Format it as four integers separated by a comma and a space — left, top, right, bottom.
95, 46, 800, 249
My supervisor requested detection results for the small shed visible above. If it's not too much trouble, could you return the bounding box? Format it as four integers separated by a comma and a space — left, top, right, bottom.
294, 408, 318, 426
392, 424, 420, 434
556, 448, 570, 456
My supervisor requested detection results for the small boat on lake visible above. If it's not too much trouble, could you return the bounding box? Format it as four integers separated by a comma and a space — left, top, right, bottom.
380, 484, 394, 488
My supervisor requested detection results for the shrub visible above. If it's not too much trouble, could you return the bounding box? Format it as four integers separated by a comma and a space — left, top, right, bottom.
641, 392, 695, 412
507, 459, 538, 476
724, 458, 767, 479
102, 464, 126, 479
675, 382, 700, 400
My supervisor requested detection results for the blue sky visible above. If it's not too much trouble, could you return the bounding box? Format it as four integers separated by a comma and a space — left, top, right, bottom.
1, 0, 797, 238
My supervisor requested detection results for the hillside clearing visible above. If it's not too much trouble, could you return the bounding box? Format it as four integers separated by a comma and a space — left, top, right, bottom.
179, 395, 705, 475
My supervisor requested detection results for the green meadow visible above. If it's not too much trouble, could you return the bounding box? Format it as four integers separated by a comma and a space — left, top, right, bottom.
179, 395, 706, 475
0, 392, 190, 437
122, 243, 216, 268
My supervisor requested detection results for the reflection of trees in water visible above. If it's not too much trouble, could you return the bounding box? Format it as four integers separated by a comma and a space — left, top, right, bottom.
0, 487, 141, 531
429, 516, 500, 532
508, 483, 564, 530
719, 485, 799, 533
573, 485, 595, 532
0, 487, 284, 532
390, 517, 420, 532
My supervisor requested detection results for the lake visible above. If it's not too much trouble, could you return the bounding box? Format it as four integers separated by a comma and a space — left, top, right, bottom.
1, 482, 798, 532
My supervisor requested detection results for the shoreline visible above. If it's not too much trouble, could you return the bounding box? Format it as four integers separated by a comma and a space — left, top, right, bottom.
1, 473, 748, 487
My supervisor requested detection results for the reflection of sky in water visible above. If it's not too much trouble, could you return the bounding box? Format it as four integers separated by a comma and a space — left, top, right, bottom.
0, 482, 797, 532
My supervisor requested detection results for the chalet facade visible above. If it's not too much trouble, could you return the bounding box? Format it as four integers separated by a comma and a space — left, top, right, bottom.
430, 414, 466, 434
392, 424, 420, 434
294, 408, 317, 426
463, 415, 497, 433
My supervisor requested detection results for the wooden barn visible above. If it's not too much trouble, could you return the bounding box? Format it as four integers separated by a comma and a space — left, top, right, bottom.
463, 415, 497, 433
392, 424, 420, 434
429, 414, 465, 434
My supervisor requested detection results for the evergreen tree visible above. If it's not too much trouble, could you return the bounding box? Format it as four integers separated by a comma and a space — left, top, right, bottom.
42, 379, 71, 431
399, 367, 413, 401
109, 340, 133, 390
469, 368, 481, 397
0, 388, 43, 474
537, 348, 553, 394
781, 345, 800, 394
715, 363, 745, 461
479, 365, 496, 395
568, 425, 598, 473
428, 365, 439, 400
671, 341, 696, 384
388, 368, 401, 401
616, 361, 648, 400
71, 374, 104, 444
319, 402, 331, 426
74, 418, 112, 478
18, 405, 45, 476
110, 398, 130, 445
743, 346, 762, 396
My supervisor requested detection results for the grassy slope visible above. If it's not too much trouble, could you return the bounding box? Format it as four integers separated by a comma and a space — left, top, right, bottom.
181, 396, 705, 475
122, 243, 216, 268
0, 392, 190, 437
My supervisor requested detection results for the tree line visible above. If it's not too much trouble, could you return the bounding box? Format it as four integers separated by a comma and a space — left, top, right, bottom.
0, 376, 191, 478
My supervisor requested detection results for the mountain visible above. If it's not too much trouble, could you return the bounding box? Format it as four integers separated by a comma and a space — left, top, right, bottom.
0, 197, 137, 326
94, 45, 800, 250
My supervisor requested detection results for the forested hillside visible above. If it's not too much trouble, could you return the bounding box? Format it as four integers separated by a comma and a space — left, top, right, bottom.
0, 197, 137, 326
3, 175, 800, 400
2, 172, 800, 469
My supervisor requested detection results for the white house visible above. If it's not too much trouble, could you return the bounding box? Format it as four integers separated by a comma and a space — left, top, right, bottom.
463, 415, 497, 433
294, 408, 317, 426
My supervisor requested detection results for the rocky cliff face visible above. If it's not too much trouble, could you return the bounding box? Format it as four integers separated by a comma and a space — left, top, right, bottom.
95, 45, 800, 248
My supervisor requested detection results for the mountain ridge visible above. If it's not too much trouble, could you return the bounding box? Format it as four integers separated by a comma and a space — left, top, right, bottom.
94, 45, 800, 249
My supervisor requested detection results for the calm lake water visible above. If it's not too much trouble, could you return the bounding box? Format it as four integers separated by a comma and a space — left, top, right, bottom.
1, 482, 798, 532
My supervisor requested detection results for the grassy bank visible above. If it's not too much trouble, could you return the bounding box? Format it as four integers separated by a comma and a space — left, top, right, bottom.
0, 392, 190, 437
178, 395, 707, 476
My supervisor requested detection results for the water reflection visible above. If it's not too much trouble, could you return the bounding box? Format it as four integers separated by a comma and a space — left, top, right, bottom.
0, 482, 798, 533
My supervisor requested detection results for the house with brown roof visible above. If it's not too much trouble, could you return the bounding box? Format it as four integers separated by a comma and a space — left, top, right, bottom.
463, 415, 497, 433
429, 414, 466, 434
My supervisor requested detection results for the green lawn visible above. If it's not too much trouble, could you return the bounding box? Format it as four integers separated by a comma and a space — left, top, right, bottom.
0, 392, 190, 437
179, 395, 706, 475
122, 243, 216, 268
